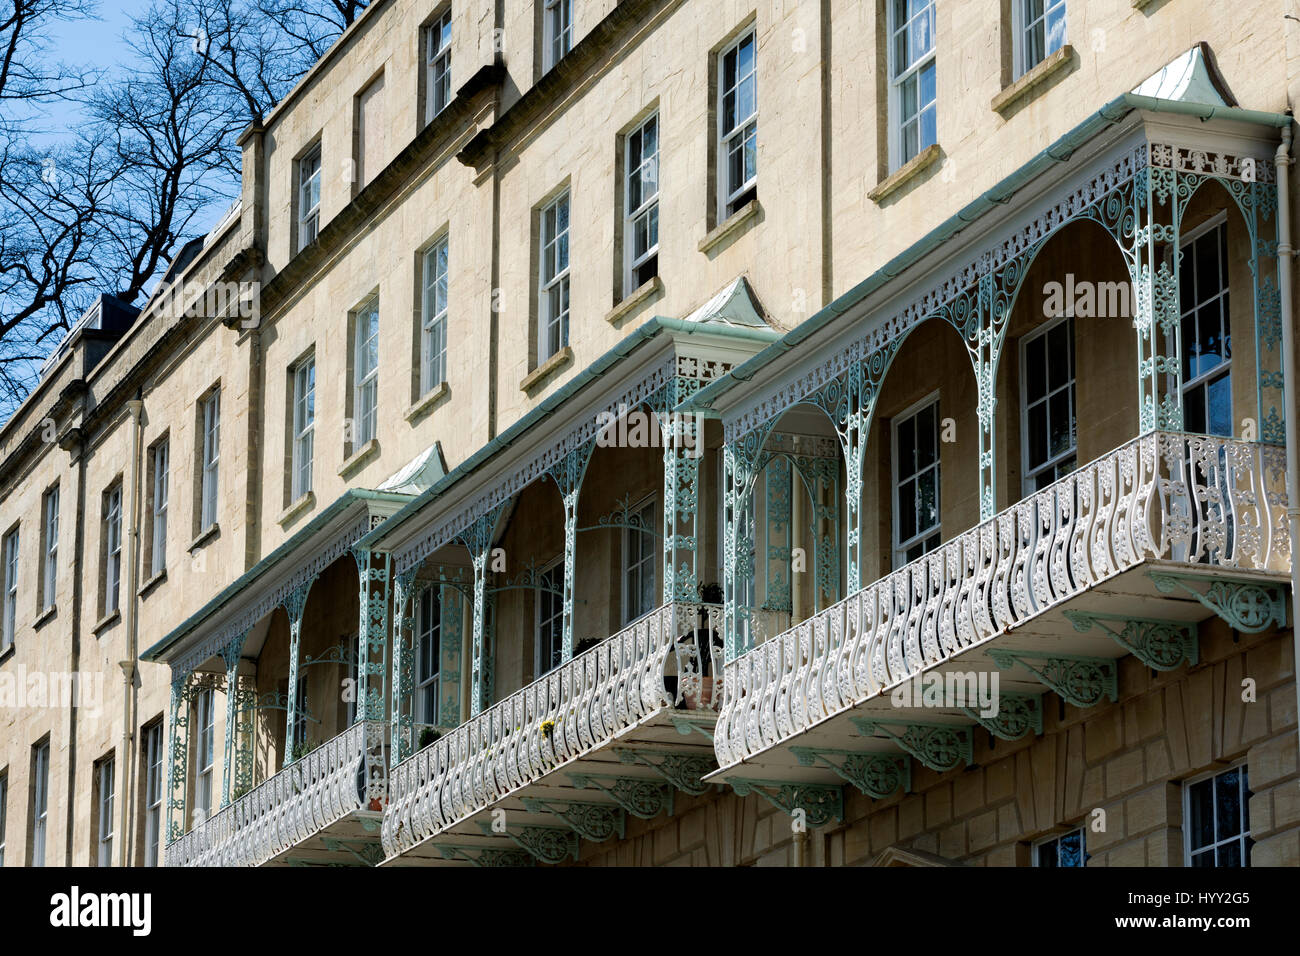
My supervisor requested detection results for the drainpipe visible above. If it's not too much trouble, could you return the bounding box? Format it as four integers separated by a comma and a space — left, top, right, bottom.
1277, 120, 1300, 773
119, 398, 144, 866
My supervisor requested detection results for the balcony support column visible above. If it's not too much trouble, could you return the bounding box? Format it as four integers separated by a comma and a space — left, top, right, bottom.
219, 632, 249, 807
545, 439, 597, 665
1132, 158, 1186, 433
352, 548, 392, 726
282, 577, 316, 762
723, 436, 763, 662
650, 377, 704, 604
390, 565, 419, 760
458, 499, 512, 716
163, 668, 193, 849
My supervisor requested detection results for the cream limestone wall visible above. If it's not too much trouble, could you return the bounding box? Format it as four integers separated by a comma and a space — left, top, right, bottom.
0, 0, 1296, 867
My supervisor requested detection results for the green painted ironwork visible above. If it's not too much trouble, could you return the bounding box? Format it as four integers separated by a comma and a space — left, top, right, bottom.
1149, 572, 1287, 634
351, 548, 391, 725
477, 820, 580, 864
457, 498, 513, 716
281, 577, 317, 761
164, 670, 192, 844
568, 773, 675, 820
649, 375, 705, 603
435, 844, 535, 867
615, 748, 714, 795
1064, 608, 1199, 670
727, 778, 844, 826
321, 837, 384, 867
520, 797, 625, 842
219, 632, 249, 808
791, 746, 910, 799
852, 718, 973, 773
961, 692, 1044, 741
544, 439, 598, 665
390, 565, 420, 761
987, 648, 1119, 708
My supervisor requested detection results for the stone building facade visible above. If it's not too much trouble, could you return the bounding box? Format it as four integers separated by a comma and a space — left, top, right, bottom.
0, 0, 1297, 867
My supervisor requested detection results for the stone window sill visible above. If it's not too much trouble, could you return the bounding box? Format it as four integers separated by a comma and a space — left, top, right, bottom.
869, 144, 942, 204
606, 276, 663, 325
520, 346, 573, 392
278, 491, 316, 527
405, 382, 450, 422
698, 199, 761, 254
188, 523, 220, 552
34, 605, 57, 629
138, 570, 167, 599
338, 439, 380, 478
93, 609, 121, 635
992, 45, 1076, 117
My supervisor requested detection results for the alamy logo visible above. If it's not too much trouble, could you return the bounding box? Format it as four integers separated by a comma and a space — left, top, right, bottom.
595, 404, 704, 457
1041, 274, 1133, 319
890, 669, 1000, 718
49, 887, 151, 936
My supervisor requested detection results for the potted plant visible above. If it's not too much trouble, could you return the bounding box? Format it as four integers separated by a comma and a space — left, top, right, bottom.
417, 726, 442, 751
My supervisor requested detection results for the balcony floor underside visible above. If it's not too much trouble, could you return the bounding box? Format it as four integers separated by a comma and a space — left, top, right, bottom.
266, 810, 385, 867
706, 558, 1288, 787
381, 709, 719, 866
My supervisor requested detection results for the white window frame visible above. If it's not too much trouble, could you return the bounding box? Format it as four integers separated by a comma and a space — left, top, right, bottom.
1184, 762, 1251, 867
888, 0, 937, 171
415, 586, 441, 727
150, 442, 168, 577
421, 238, 449, 394
1013, 0, 1067, 79
143, 722, 163, 866
42, 487, 58, 609
622, 498, 657, 625
1179, 215, 1232, 437
0, 771, 6, 866
624, 111, 660, 293
2, 528, 18, 650
1019, 315, 1077, 495
892, 392, 942, 566
298, 145, 322, 249
535, 560, 564, 676
425, 8, 453, 123
194, 688, 215, 821
31, 742, 49, 867
1032, 825, 1086, 867
292, 356, 316, 500
200, 390, 220, 530
538, 191, 571, 363
352, 297, 380, 448
542, 0, 573, 73
717, 30, 757, 221
96, 756, 115, 867
105, 485, 122, 615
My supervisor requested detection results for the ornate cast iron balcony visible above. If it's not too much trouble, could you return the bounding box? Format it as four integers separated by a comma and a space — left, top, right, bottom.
166, 720, 388, 867
714, 432, 1289, 770
381, 603, 723, 863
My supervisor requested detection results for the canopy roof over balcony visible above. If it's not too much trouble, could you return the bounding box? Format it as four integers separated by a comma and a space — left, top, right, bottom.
142, 488, 412, 675
680, 48, 1291, 437
359, 295, 781, 573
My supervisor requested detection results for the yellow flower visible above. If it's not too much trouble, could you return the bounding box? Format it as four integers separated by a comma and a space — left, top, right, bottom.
540, 719, 556, 738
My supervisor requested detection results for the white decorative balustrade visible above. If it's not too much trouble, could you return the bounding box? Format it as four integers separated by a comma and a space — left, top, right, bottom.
714, 432, 1289, 768
166, 720, 386, 867
382, 603, 719, 859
